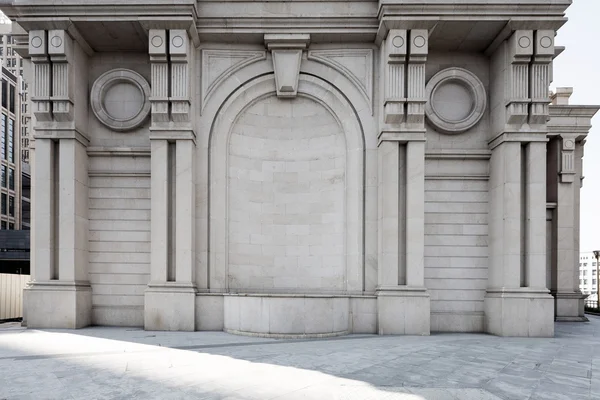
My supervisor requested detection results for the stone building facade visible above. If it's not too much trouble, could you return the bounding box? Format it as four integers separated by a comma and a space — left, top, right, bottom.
3, 0, 597, 337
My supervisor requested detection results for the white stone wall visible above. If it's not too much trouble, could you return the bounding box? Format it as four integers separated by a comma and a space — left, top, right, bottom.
88, 156, 151, 326
425, 177, 489, 332
227, 95, 346, 292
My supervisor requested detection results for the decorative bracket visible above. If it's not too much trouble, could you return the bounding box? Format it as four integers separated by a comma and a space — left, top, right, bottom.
559, 134, 577, 183
264, 34, 310, 98
506, 30, 533, 125
384, 29, 407, 124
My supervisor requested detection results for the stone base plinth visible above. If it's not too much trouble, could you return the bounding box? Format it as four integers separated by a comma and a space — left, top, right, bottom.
554, 291, 588, 322
144, 283, 196, 331
223, 294, 349, 338
484, 289, 554, 337
376, 287, 430, 335
24, 282, 92, 329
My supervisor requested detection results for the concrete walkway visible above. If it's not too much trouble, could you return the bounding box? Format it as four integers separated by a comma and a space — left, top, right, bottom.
1, 317, 599, 400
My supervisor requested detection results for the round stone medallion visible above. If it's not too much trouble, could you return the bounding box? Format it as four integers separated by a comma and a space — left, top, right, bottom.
30, 36, 42, 48
392, 35, 405, 48
425, 67, 487, 134
90, 69, 151, 132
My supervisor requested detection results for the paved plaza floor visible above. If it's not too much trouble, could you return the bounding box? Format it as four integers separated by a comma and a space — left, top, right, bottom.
1, 316, 599, 400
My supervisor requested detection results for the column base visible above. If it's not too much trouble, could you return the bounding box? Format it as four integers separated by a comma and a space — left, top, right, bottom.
376, 286, 430, 335
144, 283, 197, 331
484, 288, 554, 337
24, 281, 92, 329
553, 291, 588, 322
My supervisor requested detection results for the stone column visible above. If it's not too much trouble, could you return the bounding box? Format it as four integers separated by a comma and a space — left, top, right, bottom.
376, 29, 430, 335
145, 29, 197, 331
485, 30, 555, 337
24, 29, 92, 329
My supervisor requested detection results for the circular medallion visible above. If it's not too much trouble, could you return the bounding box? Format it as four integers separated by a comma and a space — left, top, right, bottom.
425, 68, 487, 134
413, 35, 426, 48
392, 36, 405, 48
518, 36, 531, 48
540, 36, 553, 49
31, 36, 42, 48
564, 139, 575, 149
171, 35, 184, 48
151, 35, 163, 48
50, 35, 63, 48
90, 69, 151, 132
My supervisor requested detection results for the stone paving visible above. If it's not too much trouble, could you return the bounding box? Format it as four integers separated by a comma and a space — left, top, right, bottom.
0, 316, 599, 400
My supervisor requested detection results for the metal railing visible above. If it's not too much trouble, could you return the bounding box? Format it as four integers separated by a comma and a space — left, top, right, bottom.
585, 299, 599, 309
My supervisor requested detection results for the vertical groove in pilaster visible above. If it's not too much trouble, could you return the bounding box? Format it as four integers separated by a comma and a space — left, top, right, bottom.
167, 142, 177, 282
398, 143, 407, 286
52, 140, 59, 280
52, 63, 68, 97
407, 64, 425, 99
151, 63, 169, 98
520, 143, 528, 287
386, 64, 404, 100
512, 64, 529, 100
171, 63, 188, 98
36, 63, 49, 97
530, 63, 549, 100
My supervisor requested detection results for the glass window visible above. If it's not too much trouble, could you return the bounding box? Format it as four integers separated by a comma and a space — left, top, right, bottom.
8, 168, 13, 190
594, 279, 597, 285
9, 84, 14, 113
8, 195, 14, 217
0, 114, 5, 160
584, 279, 588, 285
584, 263, 588, 267
594, 262, 597, 266
0, 165, 5, 187
1, 193, 6, 215
583, 270, 587, 275
1, 79, 6, 109
8, 118, 14, 163
0, 221, 5, 230
8, 222, 13, 230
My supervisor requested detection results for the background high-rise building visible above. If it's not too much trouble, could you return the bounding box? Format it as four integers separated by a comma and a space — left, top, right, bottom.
579, 251, 598, 303
0, 21, 29, 165
0, 64, 23, 229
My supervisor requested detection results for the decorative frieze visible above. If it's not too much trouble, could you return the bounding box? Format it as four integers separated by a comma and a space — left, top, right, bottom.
169, 29, 191, 122
406, 30, 428, 125
148, 29, 169, 123
48, 30, 74, 122
384, 29, 407, 124
559, 134, 577, 183
29, 30, 52, 122
530, 30, 555, 125
506, 30, 533, 125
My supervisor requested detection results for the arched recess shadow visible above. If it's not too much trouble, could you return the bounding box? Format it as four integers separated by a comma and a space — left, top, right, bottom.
206, 73, 367, 294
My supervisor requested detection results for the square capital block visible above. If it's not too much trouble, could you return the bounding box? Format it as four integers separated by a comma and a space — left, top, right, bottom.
48, 30, 72, 58
149, 29, 167, 55
535, 30, 555, 56
386, 29, 407, 61
29, 30, 47, 56
169, 29, 190, 56
509, 30, 534, 60
409, 29, 428, 56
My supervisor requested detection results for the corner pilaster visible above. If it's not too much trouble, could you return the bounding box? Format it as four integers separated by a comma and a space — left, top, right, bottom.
376, 29, 429, 336
486, 29, 556, 337
25, 29, 91, 329
548, 103, 599, 321
145, 29, 197, 331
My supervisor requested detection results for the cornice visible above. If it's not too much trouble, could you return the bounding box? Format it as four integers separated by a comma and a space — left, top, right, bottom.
1, 1, 199, 20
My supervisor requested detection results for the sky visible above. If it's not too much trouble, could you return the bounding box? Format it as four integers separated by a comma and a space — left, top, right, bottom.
552, 0, 600, 252
0, 1, 597, 250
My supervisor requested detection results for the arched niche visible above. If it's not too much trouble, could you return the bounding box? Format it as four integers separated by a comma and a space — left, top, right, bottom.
208, 74, 365, 295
